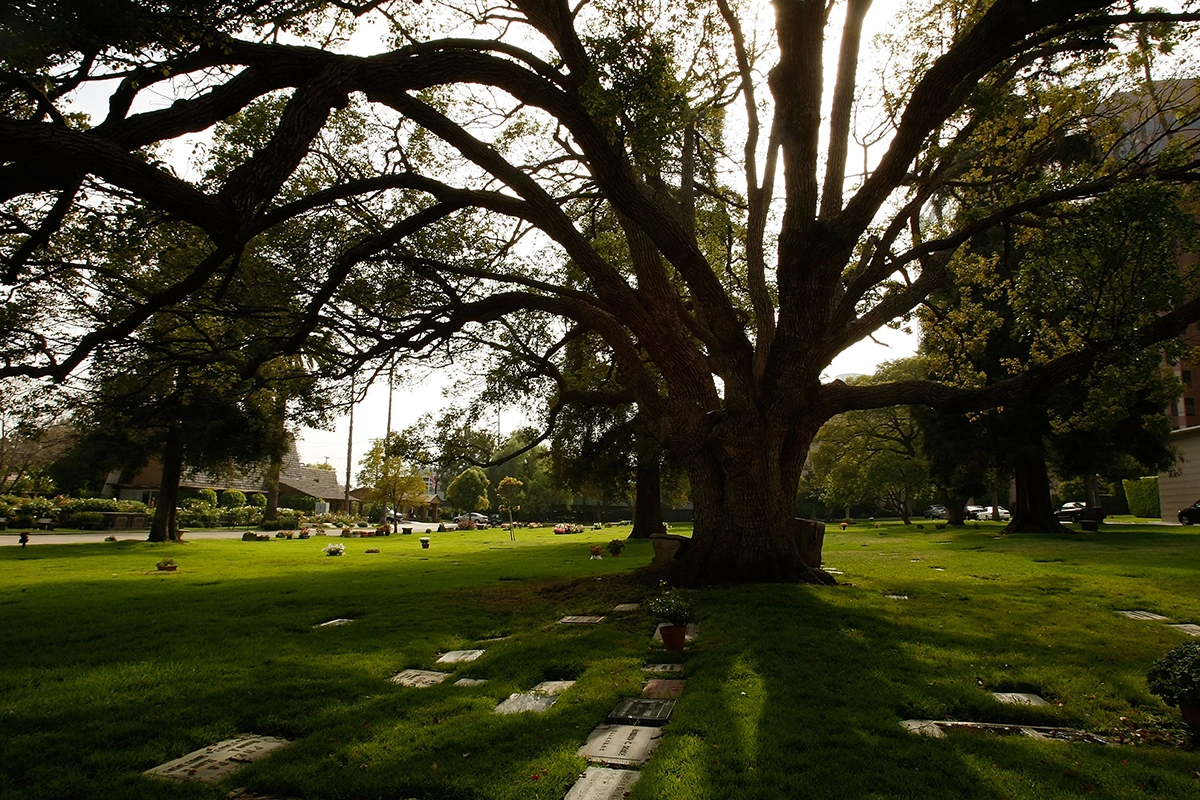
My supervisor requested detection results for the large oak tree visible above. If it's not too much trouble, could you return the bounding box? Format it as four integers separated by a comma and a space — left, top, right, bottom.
3, 1, 1200, 583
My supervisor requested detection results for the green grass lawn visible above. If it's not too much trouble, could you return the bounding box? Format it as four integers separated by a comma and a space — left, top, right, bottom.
2, 522, 1199, 799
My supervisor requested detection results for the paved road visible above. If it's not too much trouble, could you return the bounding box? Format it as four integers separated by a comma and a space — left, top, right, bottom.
0, 521, 446, 547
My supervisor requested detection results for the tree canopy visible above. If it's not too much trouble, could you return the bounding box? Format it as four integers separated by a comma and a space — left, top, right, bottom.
3, 1, 1200, 582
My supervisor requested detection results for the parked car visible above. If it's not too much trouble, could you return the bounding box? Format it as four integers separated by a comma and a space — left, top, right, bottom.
1056, 502, 1107, 524
964, 505, 986, 520
923, 505, 947, 519
978, 505, 1011, 521
1178, 501, 1200, 525
454, 512, 489, 526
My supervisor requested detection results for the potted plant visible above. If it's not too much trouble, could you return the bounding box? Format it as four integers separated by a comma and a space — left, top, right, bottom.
156, 558, 177, 572
646, 582, 693, 650
322, 542, 346, 557
420, 536, 431, 549
589, 544, 603, 560
1147, 641, 1200, 731
607, 539, 625, 557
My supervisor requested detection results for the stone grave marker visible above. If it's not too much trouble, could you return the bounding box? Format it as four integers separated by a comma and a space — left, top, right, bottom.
436, 649, 485, 664
884, 594, 909, 600
643, 663, 684, 674
607, 697, 675, 726
391, 669, 450, 687
652, 622, 698, 641
563, 766, 641, 800
993, 692, 1051, 707
578, 724, 663, 766
314, 618, 353, 628
559, 615, 605, 624
454, 678, 489, 687
612, 603, 640, 612
494, 693, 558, 714
1169, 623, 1200, 636
1117, 610, 1169, 621
144, 735, 289, 784
531, 680, 575, 695
642, 679, 685, 699
901, 719, 1106, 744
227, 790, 302, 800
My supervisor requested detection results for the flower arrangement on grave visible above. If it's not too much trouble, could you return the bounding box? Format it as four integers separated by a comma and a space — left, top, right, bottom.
646, 582, 693, 626
607, 539, 626, 557
420, 536, 431, 549
323, 542, 345, 557
155, 557, 176, 571
588, 544, 603, 559
1147, 641, 1200, 728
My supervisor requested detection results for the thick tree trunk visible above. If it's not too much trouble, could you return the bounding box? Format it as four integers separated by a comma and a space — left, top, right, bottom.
1004, 430, 1069, 534
263, 453, 283, 522
148, 425, 183, 542
669, 417, 834, 586
629, 451, 663, 539
941, 488, 970, 526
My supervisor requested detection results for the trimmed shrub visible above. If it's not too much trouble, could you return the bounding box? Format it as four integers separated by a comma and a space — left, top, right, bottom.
197, 488, 219, 507
1122, 476, 1160, 518
249, 492, 268, 508
70, 512, 107, 530
221, 489, 247, 508
260, 515, 302, 531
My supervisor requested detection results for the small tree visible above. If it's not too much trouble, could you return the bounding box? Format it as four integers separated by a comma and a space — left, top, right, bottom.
221, 489, 247, 508
496, 475, 524, 541
358, 432, 429, 532
447, 467, 490, 515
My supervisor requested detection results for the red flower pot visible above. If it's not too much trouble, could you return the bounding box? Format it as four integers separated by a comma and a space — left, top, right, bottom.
660, 624, 688, 650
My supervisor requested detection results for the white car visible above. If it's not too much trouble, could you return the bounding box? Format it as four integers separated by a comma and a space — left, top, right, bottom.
454, 513, 489, 526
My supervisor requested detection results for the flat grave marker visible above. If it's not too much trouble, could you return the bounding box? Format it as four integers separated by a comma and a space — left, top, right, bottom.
642, 679, 685, 699
901, 719, 1106, 744
454, 678, 489, 687
884, 594, 909, 600
391, 669, 450, 688
563, 766, 642, 800
652, 622, 698, 641
607, 697, 675, 726
144, 735, 289, 784
643, 663, 684, 674
531, 680, 575, 695
1117, 610, 1169, 621
612, 603, 641, 612
579, 724, 663, 766
436, 649, 485, 664
559, 615, 605, 624
1169, 623, 1200, 636
494, 693, 558, 714
993, 692, 1051, 707
314, 618, 353, 628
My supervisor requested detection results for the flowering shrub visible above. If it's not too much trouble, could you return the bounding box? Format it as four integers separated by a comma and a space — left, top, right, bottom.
1147, 641, 1200, 707
607, 539, 625, 556
323, 542, 345, 557
646, 582, 693, 626
589, 544, 603, 556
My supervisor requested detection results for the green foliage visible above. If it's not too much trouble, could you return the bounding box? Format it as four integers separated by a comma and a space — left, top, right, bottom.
606, 538, 625, 556
220, 489, 247, 508
196, 488, 218, 507
446, 467, 490, 513
646, 582, 693, 625
249, 492, 268, 508
279, 493, 317, 512
259, 514, 302, 531
1122, 476, 1161, 518
357, 432, 429, 516
1147, 641, 1200, 708
68, 511, 106, 530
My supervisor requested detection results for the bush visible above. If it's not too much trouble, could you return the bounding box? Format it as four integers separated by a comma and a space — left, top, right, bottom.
1, 496, 56, 525
197, 489, 218, 507
1121, 476, 1160, 518
221, 489, 247, 508
646, 582, 693, 626
260, 515, 303, 531
70, 511, 107, 530
249, 492, 268, 508
280, 494, 316, 512
1147, 641, 1200, 708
